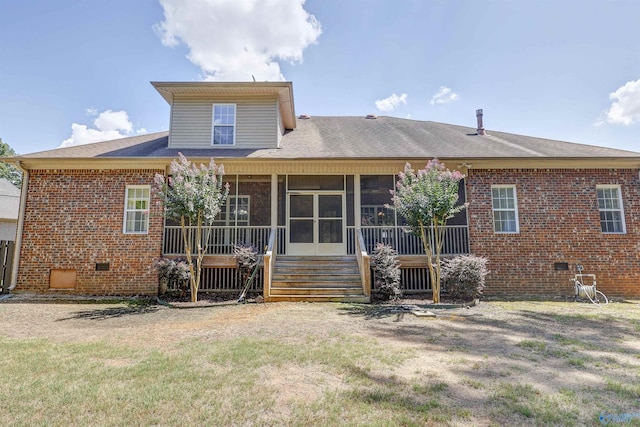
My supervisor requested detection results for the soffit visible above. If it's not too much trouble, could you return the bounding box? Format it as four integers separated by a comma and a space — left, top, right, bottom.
13, 157, 640, 175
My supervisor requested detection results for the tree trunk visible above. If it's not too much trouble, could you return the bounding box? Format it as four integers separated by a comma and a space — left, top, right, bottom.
432, 221, 447, 304
420, 222, 439, 304
180, 216, 198, 302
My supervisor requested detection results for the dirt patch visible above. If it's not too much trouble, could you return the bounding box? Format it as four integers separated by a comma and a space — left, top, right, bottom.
1, 296, 639, 425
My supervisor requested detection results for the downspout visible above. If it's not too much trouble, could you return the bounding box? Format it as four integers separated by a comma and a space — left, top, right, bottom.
9, 161, 28, 291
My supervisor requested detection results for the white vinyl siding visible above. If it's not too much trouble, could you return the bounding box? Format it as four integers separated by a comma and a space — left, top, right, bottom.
123, 185, 150, 234
491, 185, 519, 233
168, 96, 278, 149
597, 185, 626, 233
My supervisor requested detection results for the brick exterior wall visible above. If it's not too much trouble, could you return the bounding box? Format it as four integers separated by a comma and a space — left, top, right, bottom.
17, 169, 164, 295
466, 169, 640, 297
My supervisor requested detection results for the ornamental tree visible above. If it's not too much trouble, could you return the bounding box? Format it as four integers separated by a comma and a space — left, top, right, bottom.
154, 153, 229, 302
391, 160, 466, 303
0, 138, 22, 187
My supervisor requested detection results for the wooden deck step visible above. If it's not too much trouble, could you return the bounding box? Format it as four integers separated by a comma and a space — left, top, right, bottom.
267, 256, 369, 303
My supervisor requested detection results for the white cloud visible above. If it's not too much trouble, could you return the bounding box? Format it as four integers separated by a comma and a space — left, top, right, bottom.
375, 93, 408, 112
430, 86, 460, 105
605, 79, 640, 125
60, 110, 146, 148
154, 0, 322, 81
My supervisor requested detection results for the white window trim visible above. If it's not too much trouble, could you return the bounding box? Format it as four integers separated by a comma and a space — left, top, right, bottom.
491, 185, 520, 234
123, 185, 150, 234
212, 103, 237, 146
596, 185, 626, 234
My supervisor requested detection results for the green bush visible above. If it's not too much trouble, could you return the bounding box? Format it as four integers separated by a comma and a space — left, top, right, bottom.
234, 244, 259, 281
441, 255, 489, 301
371, 243, 402, 301
154, 258, 190, 294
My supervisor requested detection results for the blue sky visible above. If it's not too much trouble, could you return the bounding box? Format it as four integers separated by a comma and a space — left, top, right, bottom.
1, 0, 639, 154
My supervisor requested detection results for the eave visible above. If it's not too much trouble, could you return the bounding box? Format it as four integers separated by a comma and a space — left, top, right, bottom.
8, 156, 640, 176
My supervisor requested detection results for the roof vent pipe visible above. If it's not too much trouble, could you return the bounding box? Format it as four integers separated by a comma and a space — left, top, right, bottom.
366, 114, 377, 119
476, 109, 486, 135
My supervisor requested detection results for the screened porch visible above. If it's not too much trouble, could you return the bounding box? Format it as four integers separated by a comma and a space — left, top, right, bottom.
161, 174, 470, 293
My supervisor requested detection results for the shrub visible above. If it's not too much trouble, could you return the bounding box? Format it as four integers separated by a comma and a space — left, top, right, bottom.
371, 243, 402, 301
234, 243, 259, 284
154, 258, 190, 294
441, 255, 489, 301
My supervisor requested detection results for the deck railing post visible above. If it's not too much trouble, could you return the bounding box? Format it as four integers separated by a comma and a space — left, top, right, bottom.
355, 229, 371, 298
263, 227, 277, 301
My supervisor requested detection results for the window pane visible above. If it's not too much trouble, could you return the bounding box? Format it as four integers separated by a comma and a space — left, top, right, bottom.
600, 210, 622, 233
494, 211, 516, 233
214, 105, 235, 125
213, 126, 234, 145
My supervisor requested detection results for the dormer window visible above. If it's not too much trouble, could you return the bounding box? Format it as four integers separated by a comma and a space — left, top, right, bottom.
212, 104, 236, 145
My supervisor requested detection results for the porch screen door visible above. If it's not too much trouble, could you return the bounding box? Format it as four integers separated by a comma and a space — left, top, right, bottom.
288, 193, 345, 255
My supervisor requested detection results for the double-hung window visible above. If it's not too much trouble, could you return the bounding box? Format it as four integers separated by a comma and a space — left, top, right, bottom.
123, 185, 150, 234
212, 104, 236, 145
214, 196, 250, 227
597, 185, 625, 233
491, 185, 519, 233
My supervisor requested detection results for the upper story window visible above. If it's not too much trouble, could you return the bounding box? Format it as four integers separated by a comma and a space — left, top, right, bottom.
597, 185, 626, 233
212, 104, 236, 145
491, 185, 519, 233
123, 185, 150, 234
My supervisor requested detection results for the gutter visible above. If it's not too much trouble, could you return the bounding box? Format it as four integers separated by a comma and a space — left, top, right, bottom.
8, 161, 28, 291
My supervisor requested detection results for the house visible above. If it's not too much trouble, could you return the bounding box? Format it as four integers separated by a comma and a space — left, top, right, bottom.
0, 178, 20, 242
0, 178, 20, 292
7, 81, 640, 301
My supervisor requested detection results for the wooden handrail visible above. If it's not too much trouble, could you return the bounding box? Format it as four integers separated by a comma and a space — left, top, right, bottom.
355, 228, 371, 297
263, 227, 277, 300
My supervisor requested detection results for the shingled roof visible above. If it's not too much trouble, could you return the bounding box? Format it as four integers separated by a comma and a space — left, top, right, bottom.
18, 116, 640, 160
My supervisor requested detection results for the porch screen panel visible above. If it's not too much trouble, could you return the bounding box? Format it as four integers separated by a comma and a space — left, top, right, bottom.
238, 175, 271, 226
288, 175, 344, 191
346, 175, 354, 227
447, 180, 468, 226
318, 194, 343, 243
360, 175, 395, 226
277, 175, 286, 226
290, 194, 314, 243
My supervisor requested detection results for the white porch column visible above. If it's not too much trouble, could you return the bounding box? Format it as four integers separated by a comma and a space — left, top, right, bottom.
270, 173, 278, 228
354, 174, 361, 228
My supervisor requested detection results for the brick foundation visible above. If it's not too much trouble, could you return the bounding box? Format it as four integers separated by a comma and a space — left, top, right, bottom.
467, 169, 640, 297
17, 169, 164, 295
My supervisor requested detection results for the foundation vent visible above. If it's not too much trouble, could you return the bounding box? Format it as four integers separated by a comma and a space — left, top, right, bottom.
95, 263, 110, 272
